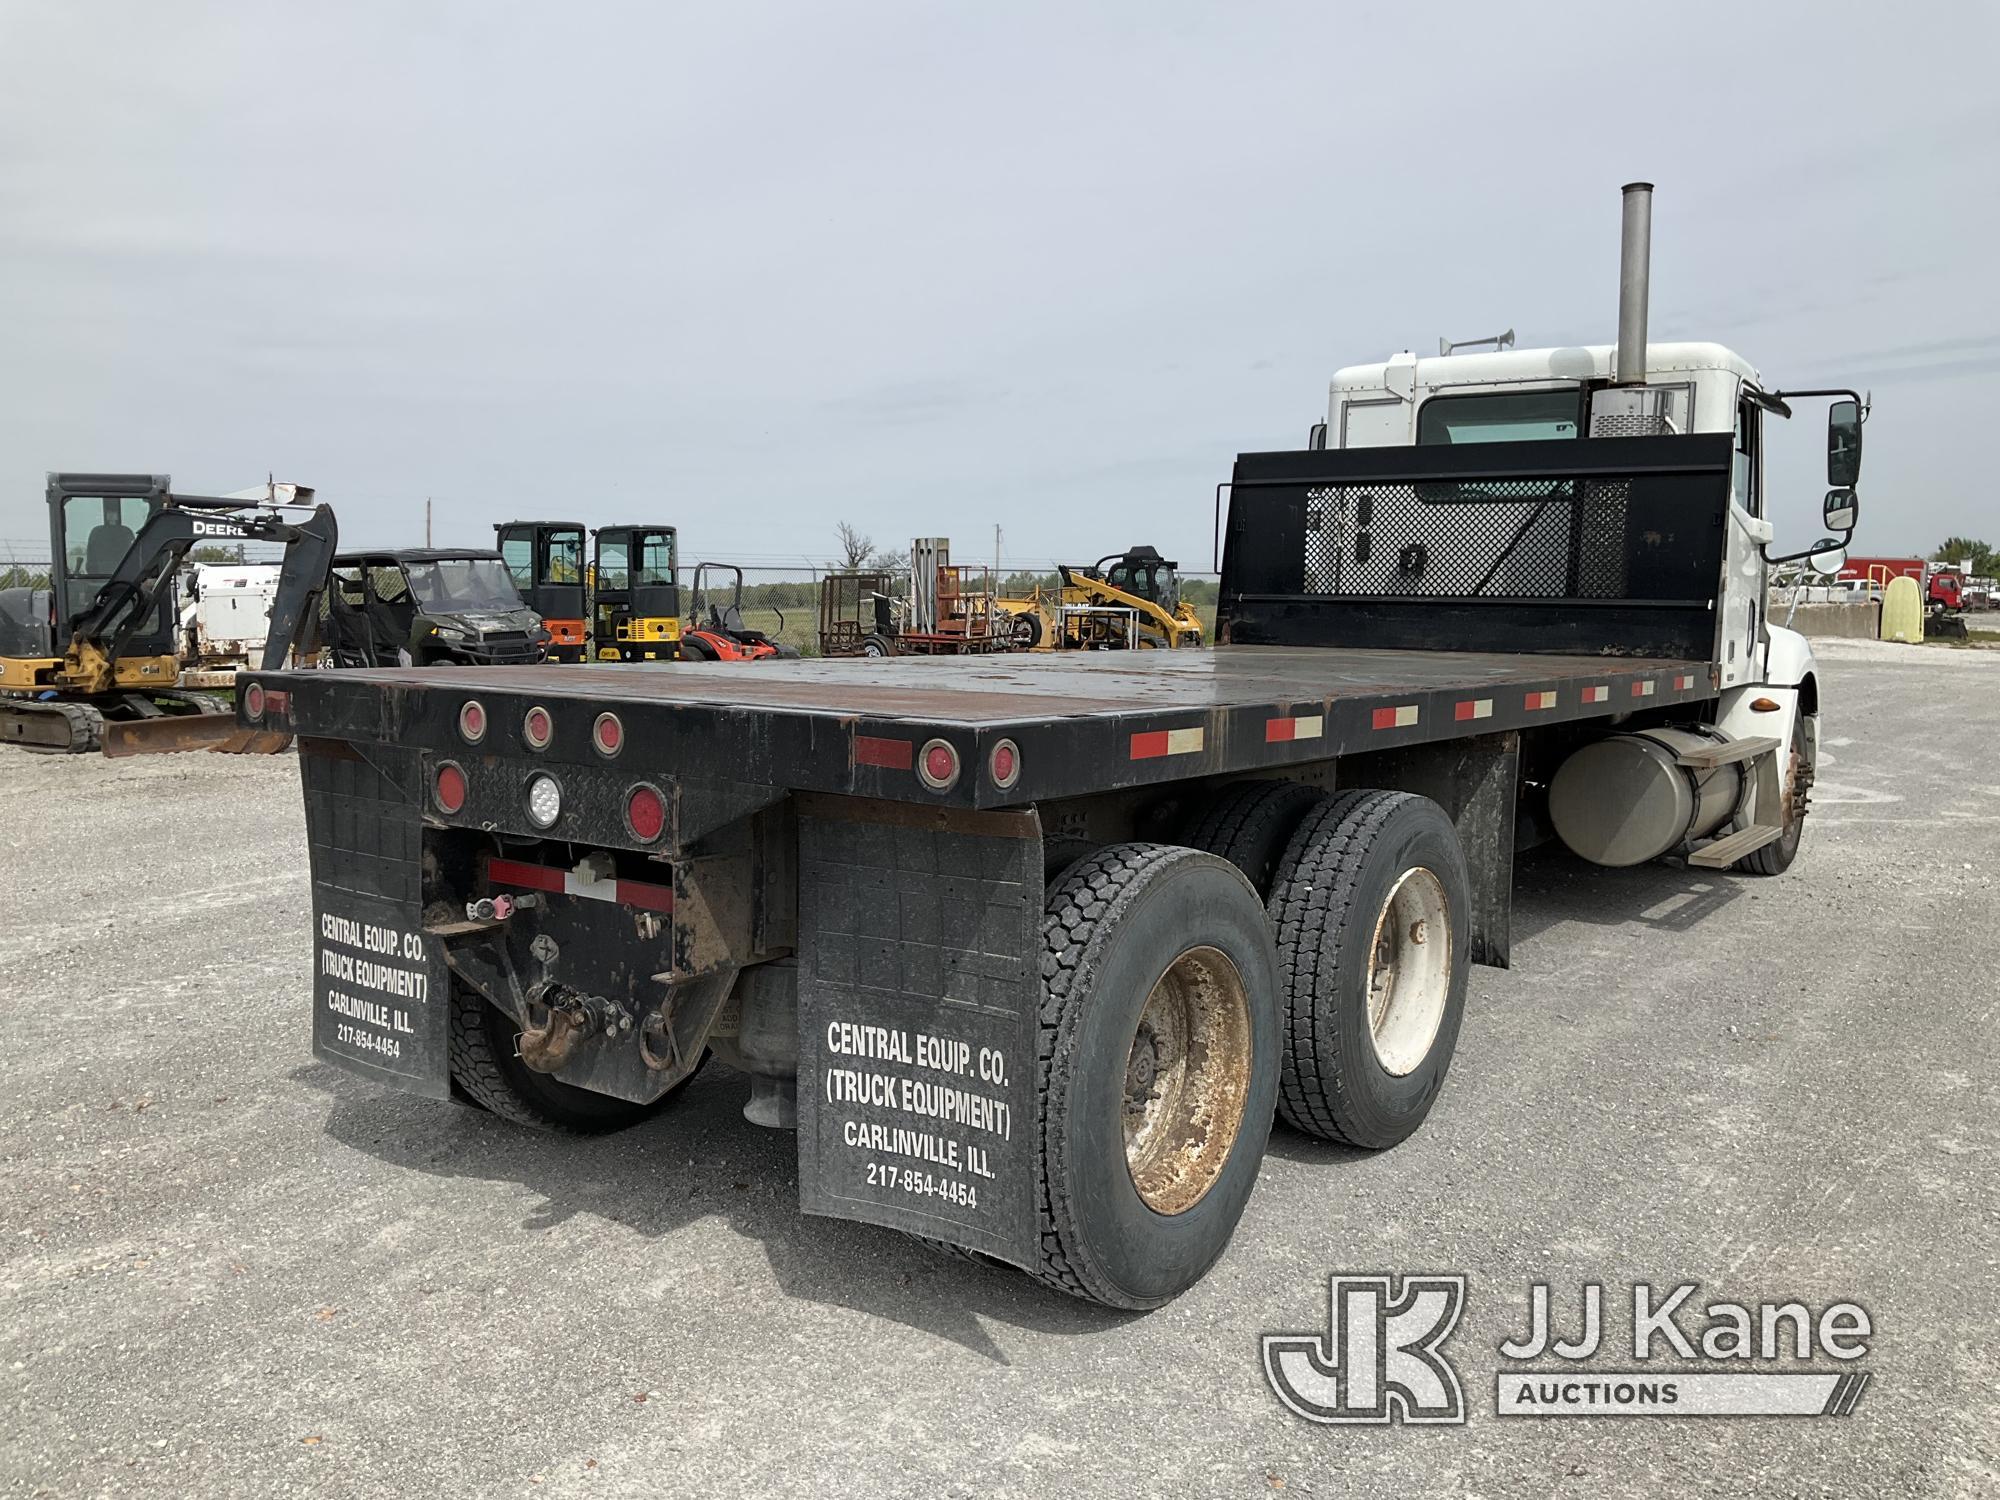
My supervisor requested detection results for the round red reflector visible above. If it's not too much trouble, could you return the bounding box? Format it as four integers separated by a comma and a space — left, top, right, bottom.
459, 700, 486, 743
990, 740, 1018, 787
434, 762, 468, 814
593, 712, 624, 756
243, 682, 265, 721
523, 706, 553, 749
917, 738, 960, 791
627, 783, 667, 843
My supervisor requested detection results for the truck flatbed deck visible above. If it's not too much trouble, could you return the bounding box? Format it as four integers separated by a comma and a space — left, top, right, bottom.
265, 646, 1715, 809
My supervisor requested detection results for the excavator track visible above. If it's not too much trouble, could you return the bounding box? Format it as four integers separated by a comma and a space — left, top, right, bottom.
156, 689, 232, 716
3, 700, 106, 755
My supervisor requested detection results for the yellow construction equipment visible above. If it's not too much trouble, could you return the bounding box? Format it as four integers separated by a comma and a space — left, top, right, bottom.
1000, 545, 1206, 650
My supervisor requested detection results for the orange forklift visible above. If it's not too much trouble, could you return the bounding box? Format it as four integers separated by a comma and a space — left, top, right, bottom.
494, 521, 587, 662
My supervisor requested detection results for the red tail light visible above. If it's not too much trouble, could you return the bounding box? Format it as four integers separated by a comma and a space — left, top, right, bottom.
917, 738, 960, 791
523, 705, 553, 750
459, 700, 487, 743
593, 711, 624, 757
626, 783, 667, 843
243, 682, 266, 721
434, 762, 468, 814
989, 738, 1020, 790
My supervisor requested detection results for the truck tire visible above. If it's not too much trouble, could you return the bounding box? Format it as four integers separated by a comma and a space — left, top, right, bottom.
1032, 844, 1280, 1309
1179, 780, 1327, 897
1736, 719, 1810, 876
1268, 790, 1469, 1149
447, 979, 700, 1134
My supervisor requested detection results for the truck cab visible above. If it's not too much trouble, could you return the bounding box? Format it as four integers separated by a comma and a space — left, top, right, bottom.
1313, 334, 1864, 845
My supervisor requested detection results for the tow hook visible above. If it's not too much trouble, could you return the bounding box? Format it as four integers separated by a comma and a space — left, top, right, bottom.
516, 981, 629, 1072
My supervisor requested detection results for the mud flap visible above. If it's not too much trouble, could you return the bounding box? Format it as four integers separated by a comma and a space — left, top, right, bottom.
796, 797, 1041, 1268
300, 739, 451, 1098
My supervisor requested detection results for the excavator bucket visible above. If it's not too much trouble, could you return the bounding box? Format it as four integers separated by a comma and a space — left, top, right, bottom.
100, 713, 291, 758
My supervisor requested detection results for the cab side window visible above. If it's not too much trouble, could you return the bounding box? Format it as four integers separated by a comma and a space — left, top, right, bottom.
1734, 396, 1762, 517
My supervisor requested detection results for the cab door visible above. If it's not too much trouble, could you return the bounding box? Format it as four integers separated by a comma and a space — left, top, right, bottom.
1721, 389, 1772, 686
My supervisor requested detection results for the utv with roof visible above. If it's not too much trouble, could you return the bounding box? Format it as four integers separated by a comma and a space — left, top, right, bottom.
320, 549, 550, 668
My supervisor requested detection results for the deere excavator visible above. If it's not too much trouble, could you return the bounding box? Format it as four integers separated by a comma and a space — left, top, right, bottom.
0, 472, 337, 755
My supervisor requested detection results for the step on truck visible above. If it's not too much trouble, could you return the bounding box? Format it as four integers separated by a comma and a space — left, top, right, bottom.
247, 185, 1865, 1308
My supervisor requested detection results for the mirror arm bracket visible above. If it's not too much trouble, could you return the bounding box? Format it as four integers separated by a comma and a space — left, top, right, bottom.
1762, 528, 1855, 568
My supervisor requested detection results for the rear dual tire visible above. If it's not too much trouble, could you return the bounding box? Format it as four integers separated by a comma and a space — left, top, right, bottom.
1268, 791, 1470, 1148
1032, 845, 1280, 1309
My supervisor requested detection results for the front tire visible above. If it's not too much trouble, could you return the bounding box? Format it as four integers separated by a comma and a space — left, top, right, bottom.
1268, 791, 1469, 1149
447, 980, 700, 1134
1032, 844, 1280, 1309
1737, 718, 1811, 875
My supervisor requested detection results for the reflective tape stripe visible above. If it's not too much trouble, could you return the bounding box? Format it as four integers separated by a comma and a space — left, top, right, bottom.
1454, 699, 1493, 721
1131, 726, 1205, 759
491, 856, 672, 912
1631, 680, 1657, 697
1371, 704, 1420, 730
1265, 714, 1324, 743
1525, 690, 1558, 710
854, 735, 912, 769
1583, 685, 1610, 704
489, 858, 564, 895
1675, 673, 1696, 690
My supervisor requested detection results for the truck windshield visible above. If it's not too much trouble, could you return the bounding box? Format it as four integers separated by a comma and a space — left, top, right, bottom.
1417, 389, 1582, 444
403, 558, 524, 612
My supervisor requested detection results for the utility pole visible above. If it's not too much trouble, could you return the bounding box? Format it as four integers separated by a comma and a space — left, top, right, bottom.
994, 524, 1002, 588
425, 498, 432, 548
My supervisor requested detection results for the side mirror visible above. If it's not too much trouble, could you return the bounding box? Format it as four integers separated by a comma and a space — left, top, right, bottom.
1827, 399, 1863, 487
1307, 421, 1328, 451
1823, 487, 1858, 533
1806, 539, 1848, 577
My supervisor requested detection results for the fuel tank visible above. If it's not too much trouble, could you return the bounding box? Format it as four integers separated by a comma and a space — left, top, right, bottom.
1548, 725, 1745, 867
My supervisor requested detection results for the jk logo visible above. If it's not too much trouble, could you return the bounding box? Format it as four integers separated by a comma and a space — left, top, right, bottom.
1263, 1274, 1467, 1425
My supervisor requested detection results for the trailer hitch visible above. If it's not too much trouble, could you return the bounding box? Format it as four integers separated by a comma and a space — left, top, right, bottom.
516, 981, 628, 1073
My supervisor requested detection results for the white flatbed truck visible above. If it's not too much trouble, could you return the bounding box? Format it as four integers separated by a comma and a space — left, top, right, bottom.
239, 185, 1866, 1307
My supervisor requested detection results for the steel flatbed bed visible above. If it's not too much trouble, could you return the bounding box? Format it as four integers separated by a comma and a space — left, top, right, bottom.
261, 646, 1715, 810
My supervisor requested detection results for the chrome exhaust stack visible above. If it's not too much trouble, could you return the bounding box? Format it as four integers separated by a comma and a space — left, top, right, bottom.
1591, 181, 1671, 437
1614, 181, 1653, 387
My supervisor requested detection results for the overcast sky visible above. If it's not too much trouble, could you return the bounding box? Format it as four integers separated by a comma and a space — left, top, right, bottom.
2, 2, 1995, 573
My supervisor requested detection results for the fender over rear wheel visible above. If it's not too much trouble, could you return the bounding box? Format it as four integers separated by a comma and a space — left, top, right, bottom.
1032, 844, 1280, 1309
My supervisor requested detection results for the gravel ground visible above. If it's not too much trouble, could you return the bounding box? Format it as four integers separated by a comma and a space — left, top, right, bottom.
3, 637, 1996, 1498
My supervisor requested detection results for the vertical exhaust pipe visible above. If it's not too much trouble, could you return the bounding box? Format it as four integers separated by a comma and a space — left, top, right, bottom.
1615, 181, 1653, 386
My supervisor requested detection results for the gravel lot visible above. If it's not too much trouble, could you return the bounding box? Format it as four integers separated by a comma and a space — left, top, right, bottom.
4, 638, 1996, 1498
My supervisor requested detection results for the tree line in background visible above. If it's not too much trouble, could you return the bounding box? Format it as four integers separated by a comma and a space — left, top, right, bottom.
1933, 536, 1996, 576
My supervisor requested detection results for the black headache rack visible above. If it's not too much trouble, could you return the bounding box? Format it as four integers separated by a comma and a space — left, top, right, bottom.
1217, 433, 1735, 658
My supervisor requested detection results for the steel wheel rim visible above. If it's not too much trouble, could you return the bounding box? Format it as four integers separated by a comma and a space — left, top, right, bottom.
1122, 945, 1252, 1216
1366, 867, 1451, 1076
